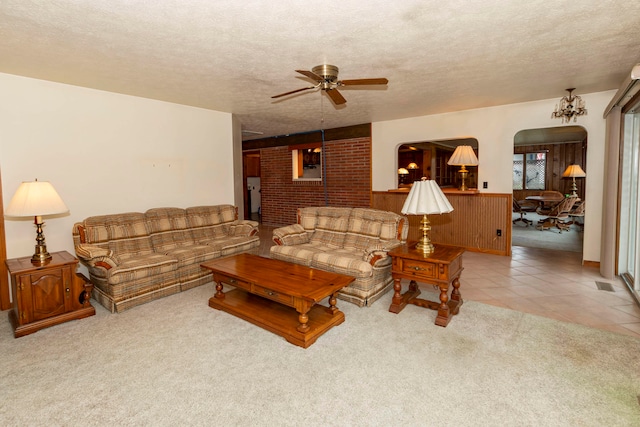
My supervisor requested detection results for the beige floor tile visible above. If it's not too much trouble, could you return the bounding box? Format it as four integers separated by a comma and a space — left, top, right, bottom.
255, 224, 640, 337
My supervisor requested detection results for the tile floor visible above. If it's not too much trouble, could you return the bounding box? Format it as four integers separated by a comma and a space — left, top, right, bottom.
258, 224, 640, 339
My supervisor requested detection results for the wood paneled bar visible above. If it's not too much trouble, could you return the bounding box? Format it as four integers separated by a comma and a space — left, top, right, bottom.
372, 190, 511, 256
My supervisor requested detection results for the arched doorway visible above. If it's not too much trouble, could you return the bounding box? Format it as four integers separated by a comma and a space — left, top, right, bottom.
511, 126, 587, 252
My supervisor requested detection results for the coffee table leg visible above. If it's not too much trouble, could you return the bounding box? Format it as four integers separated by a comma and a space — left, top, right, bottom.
328, 292, 339, 315
214, 281, 225, 299
297, 310, 310, 333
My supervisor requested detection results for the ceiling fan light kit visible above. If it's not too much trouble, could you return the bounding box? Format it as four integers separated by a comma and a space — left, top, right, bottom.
272, 64, 388, 105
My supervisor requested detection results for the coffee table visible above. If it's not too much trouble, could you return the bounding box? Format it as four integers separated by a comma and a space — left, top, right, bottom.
201, 253, 354, 348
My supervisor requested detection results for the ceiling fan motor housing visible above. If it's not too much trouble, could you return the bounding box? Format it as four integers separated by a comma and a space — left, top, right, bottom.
312, 64, 339, 82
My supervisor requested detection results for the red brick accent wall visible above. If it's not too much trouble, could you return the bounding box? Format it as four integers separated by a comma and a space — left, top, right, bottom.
260, 137, 372, 226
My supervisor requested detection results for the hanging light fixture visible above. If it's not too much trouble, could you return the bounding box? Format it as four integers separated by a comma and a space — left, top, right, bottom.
551, 88, 587, 123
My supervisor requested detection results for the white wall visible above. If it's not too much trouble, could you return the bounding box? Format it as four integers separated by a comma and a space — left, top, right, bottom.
0, 73, 233, 259
372, 90, 616, 263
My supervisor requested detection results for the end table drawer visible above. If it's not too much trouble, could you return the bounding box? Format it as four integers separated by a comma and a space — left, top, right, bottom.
253, 284, 293, 306
401, 259, 437, 279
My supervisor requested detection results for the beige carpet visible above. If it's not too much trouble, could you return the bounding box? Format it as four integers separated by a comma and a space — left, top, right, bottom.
1, 284, 639, 426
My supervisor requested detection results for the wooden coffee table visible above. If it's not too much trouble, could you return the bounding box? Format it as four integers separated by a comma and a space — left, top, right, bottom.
201, 253, 354, 348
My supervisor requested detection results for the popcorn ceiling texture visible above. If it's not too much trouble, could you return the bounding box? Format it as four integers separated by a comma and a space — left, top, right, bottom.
1, 0, 639, 139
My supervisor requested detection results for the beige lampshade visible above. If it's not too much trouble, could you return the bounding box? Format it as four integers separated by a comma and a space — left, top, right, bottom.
398, 168, 409, 175
447, 145, 478, 166
5, 180, 69, 218
406, 162, 419, 170
562, 164, 586, 178
401, 179, 454, 215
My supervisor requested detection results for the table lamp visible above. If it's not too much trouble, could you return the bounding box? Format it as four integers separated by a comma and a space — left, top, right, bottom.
562, 164, 586, 197
401, 178, 454, 255
447, 145, 478, 191
5, 179, 69, 264
398, 167, 409, 185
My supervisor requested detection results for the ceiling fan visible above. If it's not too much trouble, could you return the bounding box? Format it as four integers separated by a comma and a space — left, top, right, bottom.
271, 64, 388, 105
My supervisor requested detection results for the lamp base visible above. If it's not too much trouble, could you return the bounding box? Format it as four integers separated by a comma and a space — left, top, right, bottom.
31, 247, 52, 265
570, 178, 579, 197
416, 214, 434, 255
458, 167, 469, 191
416, 239, 434, 255
31, 217, 52, 265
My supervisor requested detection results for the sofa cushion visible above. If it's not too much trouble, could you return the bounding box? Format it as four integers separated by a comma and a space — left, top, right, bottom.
146, 207, 196, 252
165, 244, 221, 268
187, 205, 237, 240
311, 250, 373, 279
82, 212, 154, 260
270, 242, 332, 267
206, 235, 260, 257
350, 208, 404, 238
106, 253, 178, 285
305, 207, 351, 248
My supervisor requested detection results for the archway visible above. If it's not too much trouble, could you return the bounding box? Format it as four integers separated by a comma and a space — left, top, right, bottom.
511, 126, 587, 252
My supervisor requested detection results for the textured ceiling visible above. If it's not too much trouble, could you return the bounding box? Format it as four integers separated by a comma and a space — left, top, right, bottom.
1, 1, 639, 141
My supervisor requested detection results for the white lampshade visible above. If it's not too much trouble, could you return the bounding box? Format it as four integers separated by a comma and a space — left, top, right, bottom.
397, 168, 409, 175
401, 180, 454, 215
562, 164, 586, 178
447, 145, 478, 166
5, 180, 69, 218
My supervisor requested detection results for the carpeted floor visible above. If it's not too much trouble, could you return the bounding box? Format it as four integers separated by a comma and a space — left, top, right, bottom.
1, 284, 638, 426
512, 212, 583, 253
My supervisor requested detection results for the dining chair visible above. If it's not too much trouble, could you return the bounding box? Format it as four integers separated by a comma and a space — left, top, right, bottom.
536, 195, 578, 233
569, 200, 585, 230
512, 199, 536, 226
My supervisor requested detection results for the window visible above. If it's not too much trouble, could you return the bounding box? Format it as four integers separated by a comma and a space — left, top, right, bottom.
513, 152, 546, 190
292, 144, 322, 180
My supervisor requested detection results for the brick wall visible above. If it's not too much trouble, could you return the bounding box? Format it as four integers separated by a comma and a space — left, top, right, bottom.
260, 137, 372, 226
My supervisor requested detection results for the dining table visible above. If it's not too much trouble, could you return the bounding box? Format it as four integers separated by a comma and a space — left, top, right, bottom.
525, 193, 566, 208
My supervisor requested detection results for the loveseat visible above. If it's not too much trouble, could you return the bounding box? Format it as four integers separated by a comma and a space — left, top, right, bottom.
270, 207, 408, 307
72, 205, 259, 313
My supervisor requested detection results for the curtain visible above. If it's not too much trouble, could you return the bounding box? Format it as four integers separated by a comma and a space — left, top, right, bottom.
600, 106, 621, 279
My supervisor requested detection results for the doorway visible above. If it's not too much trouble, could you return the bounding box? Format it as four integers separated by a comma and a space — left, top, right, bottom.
243, 150, 261, 221
511, 126, 587, 253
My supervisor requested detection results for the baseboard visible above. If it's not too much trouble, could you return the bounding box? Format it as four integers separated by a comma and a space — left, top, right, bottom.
583, 260, 600, 268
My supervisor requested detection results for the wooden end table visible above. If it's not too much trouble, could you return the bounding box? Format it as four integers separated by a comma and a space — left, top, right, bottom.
6, 251, 95, 338
201, 253, 354, 348
388, 243, 464, 327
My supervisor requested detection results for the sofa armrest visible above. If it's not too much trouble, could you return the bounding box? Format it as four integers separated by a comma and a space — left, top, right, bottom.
228, 220, 259, 237
272, 224, 310, 246
362, 240, 403, 265
75, 244, 119, 270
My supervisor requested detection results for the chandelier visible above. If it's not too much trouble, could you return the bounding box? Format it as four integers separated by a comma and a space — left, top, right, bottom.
551, 88, 587, 123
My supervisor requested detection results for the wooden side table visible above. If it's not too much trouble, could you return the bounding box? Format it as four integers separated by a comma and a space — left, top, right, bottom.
6, 251, 95, 338
388, 243, 464, 327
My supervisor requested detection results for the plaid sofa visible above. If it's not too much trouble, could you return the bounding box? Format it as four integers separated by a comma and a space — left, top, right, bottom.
72, 205, 259, 312
270, 207, 408, 307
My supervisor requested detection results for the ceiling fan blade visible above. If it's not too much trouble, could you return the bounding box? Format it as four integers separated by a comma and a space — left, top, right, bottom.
296, 69, 324, 82
339, 78, 388, 86
326, 88, 347, 105
271, 86, 315, 99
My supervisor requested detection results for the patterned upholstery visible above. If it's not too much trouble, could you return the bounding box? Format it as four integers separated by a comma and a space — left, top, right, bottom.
73, 205, 259, 313
270, 207, 408, 307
